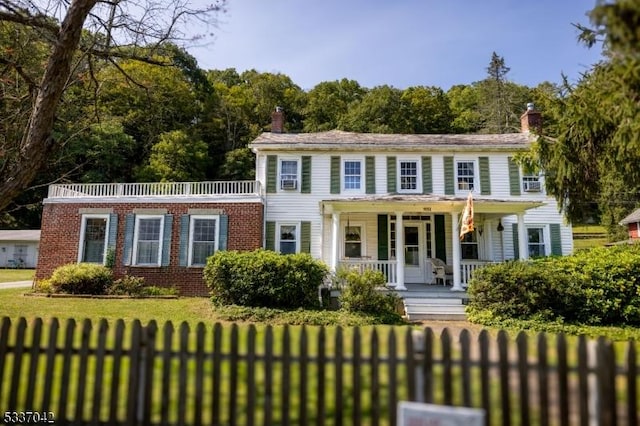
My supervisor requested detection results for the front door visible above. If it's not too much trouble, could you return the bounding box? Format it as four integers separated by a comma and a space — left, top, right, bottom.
404, 223, 424, 283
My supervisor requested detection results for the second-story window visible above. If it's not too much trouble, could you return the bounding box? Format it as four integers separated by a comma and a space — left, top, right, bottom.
400, 160, 418, 191
344, 160, 362, 190
522, 175, 541, 192
457, 161, 475, 191
280, 160, 298, 190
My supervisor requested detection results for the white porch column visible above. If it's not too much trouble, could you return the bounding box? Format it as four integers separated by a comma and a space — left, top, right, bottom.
517, 212, 529, 260
395, 211, 406, 291
450, 211, 464, 292
330, 212, 340, 271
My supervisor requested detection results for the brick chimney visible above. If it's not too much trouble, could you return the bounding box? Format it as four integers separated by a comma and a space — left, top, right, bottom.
271, 106, 285, 133
520, 102, 542, 134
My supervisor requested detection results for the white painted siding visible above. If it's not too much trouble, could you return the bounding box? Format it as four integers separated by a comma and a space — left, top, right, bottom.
258, 148, 570, 262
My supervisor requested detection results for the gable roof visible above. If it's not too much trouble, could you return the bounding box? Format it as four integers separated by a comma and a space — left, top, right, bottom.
620, 208, 640, 225
250, 130, 535, 152
0, 230, 41, 242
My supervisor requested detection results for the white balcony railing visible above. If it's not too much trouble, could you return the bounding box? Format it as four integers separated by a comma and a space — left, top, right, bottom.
339, 259, 398, 287
47, 181, 262, 199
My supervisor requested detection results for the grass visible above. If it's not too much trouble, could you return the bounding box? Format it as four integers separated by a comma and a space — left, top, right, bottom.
572, 224, 609, 250
0, 268, 35, 283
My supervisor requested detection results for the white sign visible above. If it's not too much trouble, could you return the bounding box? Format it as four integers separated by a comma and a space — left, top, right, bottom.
397, 402, 485, 426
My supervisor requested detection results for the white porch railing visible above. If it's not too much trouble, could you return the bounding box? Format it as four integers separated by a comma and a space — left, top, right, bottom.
47, 181, 262, 198
338, 259, 398, 286
461, 260, 494, 287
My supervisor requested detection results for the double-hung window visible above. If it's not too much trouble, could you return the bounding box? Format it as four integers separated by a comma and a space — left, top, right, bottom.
280, 160, 298, 190
189, 216, 218, 266
134, 216, 163, 266
344, 225, 362, 258
457, 161, 475, 191
278, 224, 298, 254
343, 160, 362, 190
79, 215, 109, 263
528, 227, 545, 257
399, 160, 419, 192
460, 231, 479, 260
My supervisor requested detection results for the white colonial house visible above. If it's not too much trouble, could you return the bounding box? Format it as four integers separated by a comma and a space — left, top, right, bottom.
37, 105, 572, 298
250, 105, 572, 291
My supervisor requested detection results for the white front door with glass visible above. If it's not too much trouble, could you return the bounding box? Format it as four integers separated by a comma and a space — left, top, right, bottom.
404, 222, 432, 283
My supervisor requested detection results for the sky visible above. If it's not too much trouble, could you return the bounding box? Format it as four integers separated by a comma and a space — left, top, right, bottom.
189, 1, 604, 91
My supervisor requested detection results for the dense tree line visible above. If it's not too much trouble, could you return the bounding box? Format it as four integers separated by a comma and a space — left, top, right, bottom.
2, 0, 638, 241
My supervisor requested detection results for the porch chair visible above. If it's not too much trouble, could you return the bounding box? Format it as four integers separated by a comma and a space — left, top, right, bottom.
430, 258, 453, 286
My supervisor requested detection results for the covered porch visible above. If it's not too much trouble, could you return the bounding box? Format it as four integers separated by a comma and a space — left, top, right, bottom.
322, 194, 543, 291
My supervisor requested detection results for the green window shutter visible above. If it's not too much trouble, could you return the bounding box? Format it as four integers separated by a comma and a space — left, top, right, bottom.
387, 156, 397, 193
301, 156, 311, 194
479, 156, 491, 195
330, 156, 340, 194
508, 157, 521, 195
377, 215, 388, 260
512, 223, 520, 259
444, 156, 455, 195
161, 215, 173, 266
366, 156, 376, 194
300, 221, 311, 253
179, 215, 190, 267
107, 213, 118, 251
422, 156, 432, 194
219, 215, 229, 251
265, 221, 276, 251
435, 215, 447, 263
123, 214, 135, 266
550, 224, 562, 256
266, 155, 277, 193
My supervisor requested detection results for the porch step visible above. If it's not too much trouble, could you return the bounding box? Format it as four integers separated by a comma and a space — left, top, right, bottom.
402, 297, 467, 321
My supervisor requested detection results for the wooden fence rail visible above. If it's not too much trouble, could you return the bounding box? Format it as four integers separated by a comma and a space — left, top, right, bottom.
0, 317, 637, 426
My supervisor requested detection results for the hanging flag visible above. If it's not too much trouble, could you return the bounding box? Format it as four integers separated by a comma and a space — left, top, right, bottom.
460, 192, 474, 240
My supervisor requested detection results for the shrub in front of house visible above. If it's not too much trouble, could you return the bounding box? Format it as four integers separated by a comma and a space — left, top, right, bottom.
467, 243, 640, 326
47, 263, 113, 295
337, 268, 404, 323
203, 249, 328, 309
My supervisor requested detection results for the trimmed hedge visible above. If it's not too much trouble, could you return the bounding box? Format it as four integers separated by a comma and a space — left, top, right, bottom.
47, 263, 113, 295
337, 268, 403, 323
203, 250, 328, 309
467, 243, 640, 325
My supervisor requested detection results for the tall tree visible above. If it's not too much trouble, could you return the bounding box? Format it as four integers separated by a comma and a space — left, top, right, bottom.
0, 0, 225, 212
303, 79, 365, 132
477, 52, 531, 133
539, 0, 640, 236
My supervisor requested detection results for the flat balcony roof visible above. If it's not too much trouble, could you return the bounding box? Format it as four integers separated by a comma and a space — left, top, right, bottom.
46, 181, 262, 202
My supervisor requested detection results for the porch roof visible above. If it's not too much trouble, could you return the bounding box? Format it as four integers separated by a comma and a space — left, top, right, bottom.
320, 194, 544, 214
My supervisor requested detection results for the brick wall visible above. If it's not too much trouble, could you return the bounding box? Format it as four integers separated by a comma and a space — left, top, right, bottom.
37, 201, 264, 296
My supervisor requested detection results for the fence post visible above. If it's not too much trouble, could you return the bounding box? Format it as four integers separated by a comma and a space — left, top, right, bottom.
588, 339, 599, 426
412, 329, 425, 403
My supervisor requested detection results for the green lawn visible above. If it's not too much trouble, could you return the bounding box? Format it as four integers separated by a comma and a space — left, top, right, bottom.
0, 268, 35, 283
572, 224, 610, 250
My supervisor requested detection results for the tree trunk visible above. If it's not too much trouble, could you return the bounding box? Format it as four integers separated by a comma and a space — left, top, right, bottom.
0, 0, 98, 212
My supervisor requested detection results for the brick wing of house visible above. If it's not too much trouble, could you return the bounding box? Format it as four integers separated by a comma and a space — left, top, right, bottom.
37, 104, 573, 295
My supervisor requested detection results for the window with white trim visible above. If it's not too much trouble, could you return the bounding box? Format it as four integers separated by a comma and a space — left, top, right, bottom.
189, 216, 219, 266
522, 175, 541, 192
79, 215, 109, 263
280, 159, 298, 190
399, 160, 419, 192
527, 227, 546, 257
460, 231, 478, 260
456, 161, 475, 191
278, 224, 298, 254
133, 215, 163, 266
344, 225, 362, 258
343, 160, 362, 190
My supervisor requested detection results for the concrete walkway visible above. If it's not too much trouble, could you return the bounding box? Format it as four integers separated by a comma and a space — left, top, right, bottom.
0, 280, 33, 289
